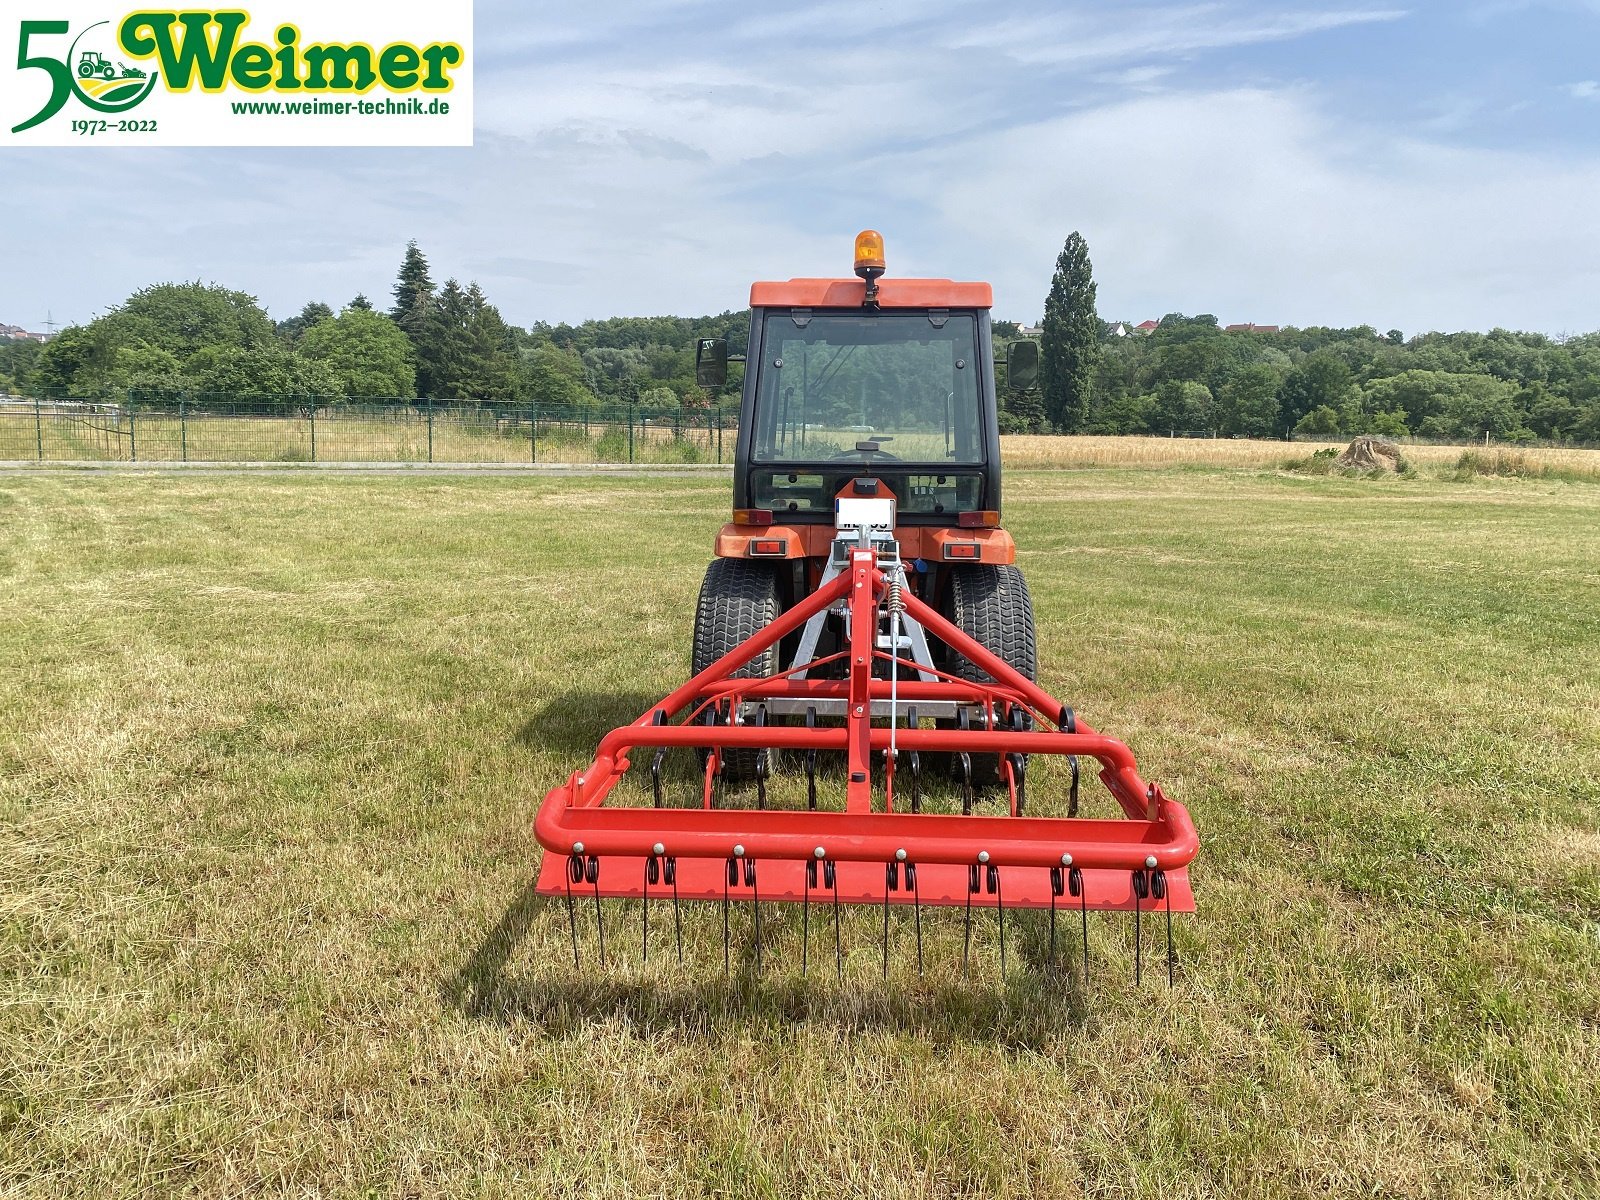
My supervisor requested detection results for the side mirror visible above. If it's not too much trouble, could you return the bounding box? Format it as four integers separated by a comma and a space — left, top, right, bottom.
1007, 340, 1039, 390
696, 338, 728, 388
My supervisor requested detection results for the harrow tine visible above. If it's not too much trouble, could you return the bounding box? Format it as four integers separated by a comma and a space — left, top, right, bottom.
1069, 864, 1088, 986
722, 856, 733, 975
803, 858, 814, 977
587, 855, 605, 967
753, 707, 768, 811
805, 706, 818, 811
650, 710, 667, 808
1049, 865, 1064, 966
1153, 867, 1175, 987
986, 860, 1005, 977
957, 711, 974, 816
1132, 866, 1151, 987
882, 863, 893, 980
642, 844, 665, 965
564, 853, 581, 967
827, 859, 841, 981
1067, 755, 1080, 817
909, 862, 922, 974
963, 864, 977, 974
908, 708, 922, 813
746, 856, 762, 974
667, 856, 683, 964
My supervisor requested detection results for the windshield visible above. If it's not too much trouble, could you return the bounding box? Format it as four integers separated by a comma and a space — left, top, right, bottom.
750, 312, 984, 464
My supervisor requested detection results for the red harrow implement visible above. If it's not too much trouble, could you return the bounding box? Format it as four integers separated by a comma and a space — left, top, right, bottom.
534, 232, 1200, 982
536, 517, 1198, 982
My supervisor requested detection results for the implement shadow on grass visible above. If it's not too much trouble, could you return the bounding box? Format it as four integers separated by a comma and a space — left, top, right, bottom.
516, 691, 674, 758
444, 877, 1092, 1049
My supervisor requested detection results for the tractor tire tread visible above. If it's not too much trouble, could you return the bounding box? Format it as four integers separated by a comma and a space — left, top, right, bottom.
691, 558, 781, 781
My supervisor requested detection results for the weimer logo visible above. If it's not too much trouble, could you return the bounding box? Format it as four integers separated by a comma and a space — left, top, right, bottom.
3, 3, 474, 147
12, 19, 161, 131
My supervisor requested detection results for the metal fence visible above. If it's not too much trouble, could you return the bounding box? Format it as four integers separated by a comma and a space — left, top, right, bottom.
0, 394, 733, 465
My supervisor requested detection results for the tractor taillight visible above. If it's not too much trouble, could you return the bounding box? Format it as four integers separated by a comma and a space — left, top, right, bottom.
944, 543, 980, 560
958, 510, 1000, 528
734, 509, 774, 526
854, 230, 885, 275
750, 539, 786, 557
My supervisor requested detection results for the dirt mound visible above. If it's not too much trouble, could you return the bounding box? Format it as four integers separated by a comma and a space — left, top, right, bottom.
1336, 435, 1405, 472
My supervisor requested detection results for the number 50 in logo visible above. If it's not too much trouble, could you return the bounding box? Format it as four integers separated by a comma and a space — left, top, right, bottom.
13, 20, 159, 133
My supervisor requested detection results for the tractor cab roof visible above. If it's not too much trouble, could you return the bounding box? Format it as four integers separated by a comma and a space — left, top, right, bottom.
749, 278, 993, 309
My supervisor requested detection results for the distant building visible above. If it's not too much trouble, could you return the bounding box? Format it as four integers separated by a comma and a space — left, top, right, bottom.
1133, 320, 1160, 335
1224, 323, 1280, 334
1018, 324, 1043, 338
1111, 323, 1128, 337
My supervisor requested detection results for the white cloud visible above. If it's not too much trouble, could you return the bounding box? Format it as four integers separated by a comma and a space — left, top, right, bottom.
917, 88, 1600, 331
4, 3, 1597, 336
1566, 80, 1600, 100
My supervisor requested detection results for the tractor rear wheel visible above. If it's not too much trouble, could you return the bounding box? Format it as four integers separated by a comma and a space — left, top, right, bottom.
691, 558, 782, 783
943, 564, 1038, 789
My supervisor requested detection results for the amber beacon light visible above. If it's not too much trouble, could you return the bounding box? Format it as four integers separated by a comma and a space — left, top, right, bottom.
853, 229, 886, 276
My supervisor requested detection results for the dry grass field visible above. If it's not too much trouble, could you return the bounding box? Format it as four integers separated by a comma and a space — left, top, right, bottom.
1000, 434, 1600, 477
2, 465, 1598, 1197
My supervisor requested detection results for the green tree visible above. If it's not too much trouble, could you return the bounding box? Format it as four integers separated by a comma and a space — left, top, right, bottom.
390, 240, 435, 346
1293, 405, 1343, 438
521, 344, 594, 409
111, 282, 276, 358
1217, 362, 1281, 437
1040, 231, 1099, 432
419, 280, 519, 401
299, 308, 417, 398
31, 324, 117, 393
186, 346, 341, 403
109, 342, 187, 393
349, 293, 374, 312
1151, 379, 1212, 434
277, 301, 334, 345
1277, 352, 1355, 435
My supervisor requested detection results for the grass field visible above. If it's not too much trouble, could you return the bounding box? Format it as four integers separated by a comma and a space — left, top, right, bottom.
2, 466, 1598, 1197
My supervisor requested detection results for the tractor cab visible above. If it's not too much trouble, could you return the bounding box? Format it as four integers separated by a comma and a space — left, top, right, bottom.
698, 233, 1016, 573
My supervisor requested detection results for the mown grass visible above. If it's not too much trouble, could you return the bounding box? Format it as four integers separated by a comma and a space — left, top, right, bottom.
1, 467, 1597, 1198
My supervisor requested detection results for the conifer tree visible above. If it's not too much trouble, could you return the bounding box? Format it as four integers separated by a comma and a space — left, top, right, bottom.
389, 241, 435, 343
1040, 232, 1100, 432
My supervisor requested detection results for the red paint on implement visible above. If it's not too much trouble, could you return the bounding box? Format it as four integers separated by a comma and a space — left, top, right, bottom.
534, 554, 1197, 912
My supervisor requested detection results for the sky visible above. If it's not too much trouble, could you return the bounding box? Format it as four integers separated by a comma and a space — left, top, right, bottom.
3, 0, 1599, 335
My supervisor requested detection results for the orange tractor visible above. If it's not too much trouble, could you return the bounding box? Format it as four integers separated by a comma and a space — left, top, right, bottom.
535, 232, 1198, 981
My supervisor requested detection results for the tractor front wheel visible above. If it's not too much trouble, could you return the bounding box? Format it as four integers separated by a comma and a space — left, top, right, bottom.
691, 558, 782, 783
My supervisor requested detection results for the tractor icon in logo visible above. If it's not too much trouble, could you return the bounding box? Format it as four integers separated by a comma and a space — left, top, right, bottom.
68, 23, 158, 109
77, 51, 147, 83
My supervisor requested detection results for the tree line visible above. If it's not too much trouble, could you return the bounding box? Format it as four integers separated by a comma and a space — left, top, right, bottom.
1030, 232, 1600, 442
5, 235, 1598, 444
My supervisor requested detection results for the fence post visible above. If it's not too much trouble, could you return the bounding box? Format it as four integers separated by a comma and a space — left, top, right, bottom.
529, 402, 537, 463
35, 395, 43, 461
180, 396, 188, 462
308, 398, 316, 462
128, 401, 137, 462
627, 403, 636, 463
716, 407, 723, 463
426, 398, 434, 463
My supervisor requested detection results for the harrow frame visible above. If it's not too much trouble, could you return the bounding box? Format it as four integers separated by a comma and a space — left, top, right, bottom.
535, 547, 1199, 930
